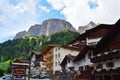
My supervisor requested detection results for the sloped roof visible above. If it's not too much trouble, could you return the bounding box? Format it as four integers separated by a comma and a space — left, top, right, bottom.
41, 44, 80, 55
95, 19, 120, 54
60, 54, 76, 66
74, 45, 95, 62
13, 59, 29, 63
69, 24, 113, 44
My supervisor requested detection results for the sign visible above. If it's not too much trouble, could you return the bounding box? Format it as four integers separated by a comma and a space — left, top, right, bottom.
13, 67, 26, 78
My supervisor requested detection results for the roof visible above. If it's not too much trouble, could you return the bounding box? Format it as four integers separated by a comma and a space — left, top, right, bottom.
29, 51, 41, 57
69, 32, 86, 44
69, 24, 113, 45
74, 45, 95, 62
13, 59, 29, 64
95, 19, 120, 54
60, 54, 76, 66
41, 44, 80, 55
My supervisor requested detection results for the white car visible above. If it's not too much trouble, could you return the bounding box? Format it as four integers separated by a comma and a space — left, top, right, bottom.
2, 75, 12, 80
40, 73, 50, 79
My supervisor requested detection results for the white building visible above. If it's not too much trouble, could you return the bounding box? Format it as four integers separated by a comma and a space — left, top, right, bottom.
41, 45, 79, 74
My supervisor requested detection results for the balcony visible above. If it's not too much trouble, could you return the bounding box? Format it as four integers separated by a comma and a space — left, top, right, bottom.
91, 50, 120, 63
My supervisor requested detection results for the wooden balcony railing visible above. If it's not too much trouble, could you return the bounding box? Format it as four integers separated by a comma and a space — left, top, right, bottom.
91, 51, 120, 63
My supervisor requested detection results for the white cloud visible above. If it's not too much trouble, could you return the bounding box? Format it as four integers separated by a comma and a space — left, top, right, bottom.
0, 0, 39, 42
38, 5, 50, 12
47, 0, 120, 29
47, 0, 64, 10
11, 3, 27, 13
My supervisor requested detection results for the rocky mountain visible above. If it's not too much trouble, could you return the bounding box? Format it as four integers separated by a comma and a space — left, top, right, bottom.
14, 19, 76, 39
78, 21, 96, 34
14, 31, 27, 39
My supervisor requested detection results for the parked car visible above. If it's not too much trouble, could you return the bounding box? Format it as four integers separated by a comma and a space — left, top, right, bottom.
40, 73, 50, 79
2, 75, 12, 80
31, 74, 39, 79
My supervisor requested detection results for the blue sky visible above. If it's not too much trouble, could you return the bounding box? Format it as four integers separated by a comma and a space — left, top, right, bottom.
0, 0, 120, 43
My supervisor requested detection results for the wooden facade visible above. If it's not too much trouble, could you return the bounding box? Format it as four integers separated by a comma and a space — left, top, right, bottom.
91, 19, 120, 80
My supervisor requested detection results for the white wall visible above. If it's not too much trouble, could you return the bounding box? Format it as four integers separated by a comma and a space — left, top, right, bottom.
87, 37, 101, 45
53, 47, 79, 74
66, 60, 74, 68
74, 51, 93, 71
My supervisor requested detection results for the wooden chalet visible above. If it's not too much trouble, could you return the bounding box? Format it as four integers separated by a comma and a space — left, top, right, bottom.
90, 19, 120, 80
69, 23, 113, 47
65, 23, 113, 80
29, 51, 43, 75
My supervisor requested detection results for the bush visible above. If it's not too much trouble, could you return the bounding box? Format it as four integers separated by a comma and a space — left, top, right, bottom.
0, 68, 5, 77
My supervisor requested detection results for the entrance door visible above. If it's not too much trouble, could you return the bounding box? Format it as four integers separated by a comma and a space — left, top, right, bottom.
104, 75, 111, 80
96, 76, 103, 80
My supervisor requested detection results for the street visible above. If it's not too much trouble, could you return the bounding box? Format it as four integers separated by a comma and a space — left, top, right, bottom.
30, 78, 50, 80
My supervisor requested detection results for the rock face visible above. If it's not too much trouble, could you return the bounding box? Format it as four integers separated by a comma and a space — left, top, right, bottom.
42, 19, 76, 35
78, 21, 96, 34
14, 19, 76, 39
26, 24, 42, 36
14, 31, 27, 39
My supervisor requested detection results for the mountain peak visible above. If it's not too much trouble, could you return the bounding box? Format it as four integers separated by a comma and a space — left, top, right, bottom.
14, 19, 76, 39
14, 30, 27, 40
78, 21, 96, 34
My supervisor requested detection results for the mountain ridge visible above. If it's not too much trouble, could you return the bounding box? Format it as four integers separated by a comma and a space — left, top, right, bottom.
14, 19, 76, 39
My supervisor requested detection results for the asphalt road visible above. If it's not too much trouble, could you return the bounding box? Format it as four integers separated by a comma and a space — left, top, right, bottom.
30, 78, 50, 80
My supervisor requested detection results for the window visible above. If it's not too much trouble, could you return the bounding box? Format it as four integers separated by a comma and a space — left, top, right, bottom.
55, 54, 57, 59
85, 65, 89, 70
55, 48, 57, 51
39, 56, 43, 61
58, 61, 60, 65
68, 58, 70, 63
79, 66, 83, 71
58, 47, 60, 51
58, 53, 60, 58
55, 62, 57, 66
88, 53, 91, 58
96, 64, 103, 69
69, 67, 74, 71
106, 62, 114, 67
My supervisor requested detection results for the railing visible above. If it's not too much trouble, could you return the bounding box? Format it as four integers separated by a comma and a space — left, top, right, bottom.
91, 51, 120, 63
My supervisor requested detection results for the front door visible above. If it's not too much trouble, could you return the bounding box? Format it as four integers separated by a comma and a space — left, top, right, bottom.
96, 75, 103, 80
104, 75, 111, 80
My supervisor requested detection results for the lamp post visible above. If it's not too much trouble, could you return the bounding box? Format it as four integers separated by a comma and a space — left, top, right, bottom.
28, 58, 31, 80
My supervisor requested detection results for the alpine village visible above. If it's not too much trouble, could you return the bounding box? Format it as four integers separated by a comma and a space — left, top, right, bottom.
0, 18, 120, 80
